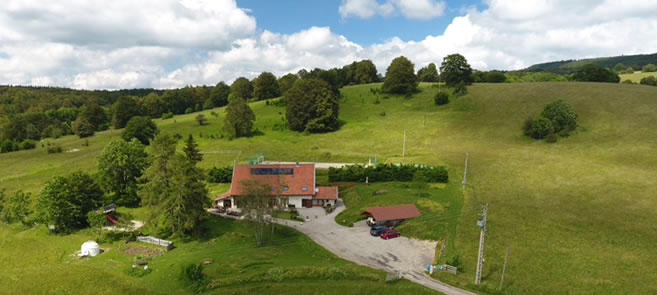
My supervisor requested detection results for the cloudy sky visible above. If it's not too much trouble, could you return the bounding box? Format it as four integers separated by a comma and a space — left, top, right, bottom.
1, 0, 656, 89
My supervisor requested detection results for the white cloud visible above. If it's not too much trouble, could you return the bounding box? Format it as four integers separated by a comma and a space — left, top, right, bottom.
1, 0, 657, 89
339, 0, 445, 20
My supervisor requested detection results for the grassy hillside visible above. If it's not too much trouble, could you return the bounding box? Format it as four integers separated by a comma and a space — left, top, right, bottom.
620, 71, 657, 83
2, 82, 657, 294
525, 52, 657, 74
0, 217, 436, 294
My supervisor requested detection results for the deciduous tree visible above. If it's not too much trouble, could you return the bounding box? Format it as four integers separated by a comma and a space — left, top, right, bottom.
97, 139, 148, 207
285, 79, 339, 133
253, 72, 281, 101
382, 56, 418, 94
121, 116, 158, 145
440, 54, 474, 87
37, 171, 104, 233
112, 96, 142, 129
230, 77, 253, 100
223, 97, 255, 138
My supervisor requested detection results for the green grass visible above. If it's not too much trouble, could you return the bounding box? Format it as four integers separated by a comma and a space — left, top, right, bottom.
2, 81, 657, 294
619, 71, 657, 83
336, 182, 463, 242
0, 218, 437, 294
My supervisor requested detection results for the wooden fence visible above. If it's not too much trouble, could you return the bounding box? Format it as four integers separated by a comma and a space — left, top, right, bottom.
136, 236, 174, 251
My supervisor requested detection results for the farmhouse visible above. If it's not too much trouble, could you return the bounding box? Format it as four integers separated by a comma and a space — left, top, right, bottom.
361, 204, 421, 226
215, 163, 338, 211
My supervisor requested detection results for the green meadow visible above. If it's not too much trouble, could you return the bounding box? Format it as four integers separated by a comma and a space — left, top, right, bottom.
619, 71, 657, 83
2, 81, 657, 294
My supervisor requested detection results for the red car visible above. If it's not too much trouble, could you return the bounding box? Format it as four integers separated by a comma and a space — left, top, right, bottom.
380, 229, 400, 240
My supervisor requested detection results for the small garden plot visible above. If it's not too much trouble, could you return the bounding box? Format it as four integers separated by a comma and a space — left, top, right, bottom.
120, 243, 165, 258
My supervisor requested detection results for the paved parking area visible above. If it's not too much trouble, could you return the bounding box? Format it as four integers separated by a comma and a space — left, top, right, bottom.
277, 201, 475, 295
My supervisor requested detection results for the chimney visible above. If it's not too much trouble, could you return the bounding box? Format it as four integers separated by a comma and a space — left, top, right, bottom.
296, 162, 299, 167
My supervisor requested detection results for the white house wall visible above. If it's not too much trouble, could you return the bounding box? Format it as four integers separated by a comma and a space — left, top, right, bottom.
287, 195, 313, 208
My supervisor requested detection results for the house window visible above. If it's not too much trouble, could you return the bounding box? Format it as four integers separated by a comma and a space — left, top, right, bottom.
283, 186, 289, 191
301, 187, 307, 192
312, 200, 319, 205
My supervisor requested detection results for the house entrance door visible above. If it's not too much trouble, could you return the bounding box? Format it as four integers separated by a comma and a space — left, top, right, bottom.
223, 199, 232, 208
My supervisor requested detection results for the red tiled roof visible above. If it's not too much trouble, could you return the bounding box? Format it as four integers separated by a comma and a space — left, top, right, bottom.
215, 191, 231, 201
229, 164, 315, 196
360, 204, 421, 221
314, 186, 338, 200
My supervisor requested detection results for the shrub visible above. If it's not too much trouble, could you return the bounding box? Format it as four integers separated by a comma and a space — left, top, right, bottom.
185, 107, 193, 114
195, 114, 208, 126
20, 139, 36, 150
328, 164, 448, 183
642, 64, 657, 73
522, 117, 534, 137
621, 79, 635, 84
434, 91, 449, 105
540, 99, 578, 133
161, 112, 174, 119
72, 117, 95, 138
207, 166, 233, 183
639, 76, 657, 86
47, 144, 63, 154
531, 116, 554, 139
1, 140, 19, 153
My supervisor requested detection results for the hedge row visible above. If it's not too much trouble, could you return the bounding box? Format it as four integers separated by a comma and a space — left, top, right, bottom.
207, 166, 233, 183
328, 164, 448, 183
1, 139, 36, 153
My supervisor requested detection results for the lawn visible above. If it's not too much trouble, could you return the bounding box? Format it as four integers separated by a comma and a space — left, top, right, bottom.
335, 182, 464, 242
619, 71, 657, 83
2, 81, 657, 294
0, 217, 437, 294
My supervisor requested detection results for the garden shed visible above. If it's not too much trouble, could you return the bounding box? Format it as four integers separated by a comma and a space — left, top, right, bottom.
361, 204, 421, 226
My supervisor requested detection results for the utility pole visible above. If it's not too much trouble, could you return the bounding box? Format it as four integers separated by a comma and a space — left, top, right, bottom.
499, 247, 510, 291
462, 152, 469, 190
475, 204, 488, 285
402, 130, 406, 157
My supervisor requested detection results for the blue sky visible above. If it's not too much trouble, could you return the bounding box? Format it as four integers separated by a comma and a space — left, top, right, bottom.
239, 0, 485, 45
1, 0, 656, 89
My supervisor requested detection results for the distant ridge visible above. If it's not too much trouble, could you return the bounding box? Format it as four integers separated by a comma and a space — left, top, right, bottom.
524, 52, 657, 74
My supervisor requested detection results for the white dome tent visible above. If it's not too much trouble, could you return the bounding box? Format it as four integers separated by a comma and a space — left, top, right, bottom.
80, 241, 100, 257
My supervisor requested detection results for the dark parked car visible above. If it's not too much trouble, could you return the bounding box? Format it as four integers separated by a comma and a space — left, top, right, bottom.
380, 229, 400, 240
370, 225, 388, 237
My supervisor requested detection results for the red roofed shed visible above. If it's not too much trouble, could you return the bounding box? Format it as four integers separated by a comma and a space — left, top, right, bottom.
360, 204, 421, 226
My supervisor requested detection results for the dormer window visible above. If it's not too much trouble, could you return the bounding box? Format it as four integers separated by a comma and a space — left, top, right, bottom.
302, 187, 307, 192
283, 186, 289, 191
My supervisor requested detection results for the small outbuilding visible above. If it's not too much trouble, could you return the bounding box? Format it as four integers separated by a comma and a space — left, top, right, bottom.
361, 204, 421, 227
80, 241, 100, 257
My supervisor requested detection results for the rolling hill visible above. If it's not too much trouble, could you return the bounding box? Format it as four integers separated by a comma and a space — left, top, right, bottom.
1, 82, 657, 294
525, 52, 657, 74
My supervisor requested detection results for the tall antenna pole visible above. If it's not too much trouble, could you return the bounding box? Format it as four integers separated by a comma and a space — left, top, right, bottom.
475, 204, 488, 285
499, 247, 510, 291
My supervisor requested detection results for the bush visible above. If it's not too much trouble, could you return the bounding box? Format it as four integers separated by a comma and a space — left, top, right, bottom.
1, 140, 19, 153
531, 116, 554, 139
522, 117, 534, 137
72, 117, 95, 138
621, 79, 635, 84
639, 76, 657, 86
540, 99, 578, 133
434, 92, 449, 105
20, 139, 36, 150
328, 164, 448, 183
161, 112, 174, 119
642, 64, 657, 73
207, 166, 233, 183
185, 107, 193, 114
46, 143, 63, 154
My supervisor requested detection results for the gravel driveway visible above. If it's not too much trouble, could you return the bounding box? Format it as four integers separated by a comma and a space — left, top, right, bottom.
276, 200, 475, 295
